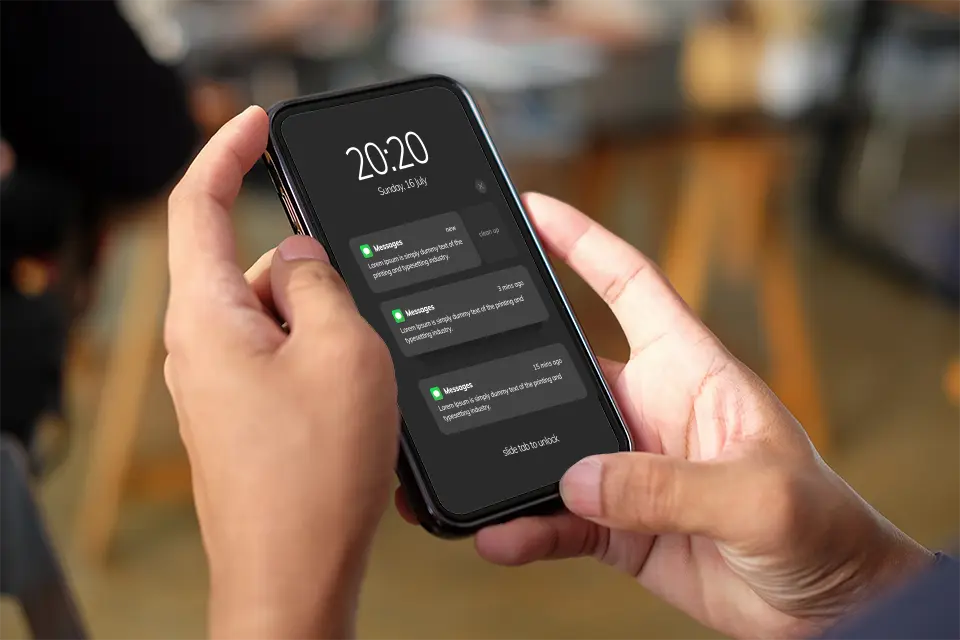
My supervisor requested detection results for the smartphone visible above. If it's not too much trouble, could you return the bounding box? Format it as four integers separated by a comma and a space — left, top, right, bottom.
264, 75, 631, 537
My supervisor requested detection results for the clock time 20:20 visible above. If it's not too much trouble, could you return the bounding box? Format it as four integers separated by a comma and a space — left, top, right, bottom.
346, 132, 428, 181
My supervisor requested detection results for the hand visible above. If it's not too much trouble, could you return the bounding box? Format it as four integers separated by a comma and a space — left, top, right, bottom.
397, 193, 932, 639
165, 107, 398, 638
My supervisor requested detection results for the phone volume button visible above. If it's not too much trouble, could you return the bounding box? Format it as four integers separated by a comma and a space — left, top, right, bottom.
280, 191, 303, 235
263, 153, 281, 193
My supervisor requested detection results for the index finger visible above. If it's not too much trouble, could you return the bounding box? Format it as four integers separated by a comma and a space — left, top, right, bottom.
475, 513, 601, 566
523, 192, 707, 354
167, 106, 268, 298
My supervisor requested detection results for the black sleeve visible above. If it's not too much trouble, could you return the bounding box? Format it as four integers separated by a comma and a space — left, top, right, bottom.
818, 552, 960, 640
0, 0, 197, 202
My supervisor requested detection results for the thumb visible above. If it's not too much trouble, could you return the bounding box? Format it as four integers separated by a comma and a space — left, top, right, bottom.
270, 235, 357, 333
560, 453, 740, 538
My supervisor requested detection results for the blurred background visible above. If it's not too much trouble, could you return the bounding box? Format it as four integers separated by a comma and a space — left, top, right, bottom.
1, 0, 957, 637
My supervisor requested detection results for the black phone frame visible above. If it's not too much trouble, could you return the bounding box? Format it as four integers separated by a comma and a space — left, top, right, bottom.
263, 75, 632, 537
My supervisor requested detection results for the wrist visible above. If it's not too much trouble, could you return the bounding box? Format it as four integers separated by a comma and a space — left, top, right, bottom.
868, 522, 935, 594
207, 530, 372, 639
775, 467, 936, 634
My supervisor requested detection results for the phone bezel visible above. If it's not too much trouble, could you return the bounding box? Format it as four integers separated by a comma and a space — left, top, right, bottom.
264, 75, 632, 535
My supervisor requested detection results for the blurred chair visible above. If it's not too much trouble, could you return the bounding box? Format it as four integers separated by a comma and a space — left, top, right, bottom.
814, 0, 960, 406
75, 205, 192, 564
393, 0, 830, 449
813, 0, 959, 300
77, 0, 401, 563
578, 0, 831, 451
667, 0, 827, 450
1, 434, 87, 639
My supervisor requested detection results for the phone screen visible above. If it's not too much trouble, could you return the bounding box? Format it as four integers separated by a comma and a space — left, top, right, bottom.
276, 82, 626, 517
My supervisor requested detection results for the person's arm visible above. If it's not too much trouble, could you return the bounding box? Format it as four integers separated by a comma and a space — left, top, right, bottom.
164, 107, 397, 638
396, 193, 937, 639
170, 108, 943, 639
818, 552, 959, 640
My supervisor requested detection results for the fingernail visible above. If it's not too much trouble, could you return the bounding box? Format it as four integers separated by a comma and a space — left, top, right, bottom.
277, 236, 329, 262
560, 457, 603, 517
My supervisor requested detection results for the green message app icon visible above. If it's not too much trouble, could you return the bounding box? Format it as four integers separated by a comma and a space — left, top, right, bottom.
429, 387, 443, 401
391, 309, 406, 324
359, 244, 374, 259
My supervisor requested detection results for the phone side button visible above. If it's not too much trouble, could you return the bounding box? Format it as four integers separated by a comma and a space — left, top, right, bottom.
280, 191, 303, 235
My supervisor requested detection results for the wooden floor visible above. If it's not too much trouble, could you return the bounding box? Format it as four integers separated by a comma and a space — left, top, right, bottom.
3, 181, 957, 639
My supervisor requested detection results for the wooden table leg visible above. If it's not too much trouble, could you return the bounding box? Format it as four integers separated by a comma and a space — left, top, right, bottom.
75, 210, 168, 562
759, 210, 829, 453
945, 358, 960, 406
664, 133, 829, 453
719, 139, 773, 281
574, 141, 618, 221
662, 139, 720, 313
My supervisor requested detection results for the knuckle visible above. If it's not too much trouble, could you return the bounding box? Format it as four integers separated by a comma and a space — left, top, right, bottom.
635, 458, 679, 529
287, 262, 346, 298
295, 260, 338, 285
603, 455, 677, 529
